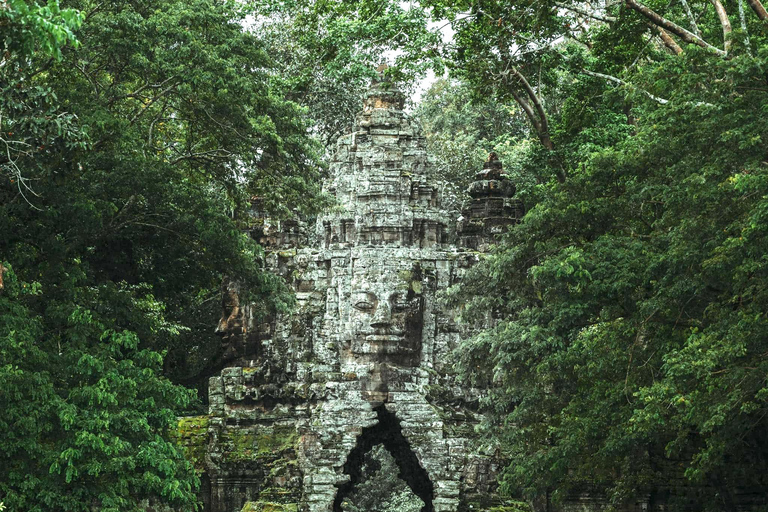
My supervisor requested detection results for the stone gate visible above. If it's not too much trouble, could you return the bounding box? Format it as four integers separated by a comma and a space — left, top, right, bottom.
177, 70, 523, 512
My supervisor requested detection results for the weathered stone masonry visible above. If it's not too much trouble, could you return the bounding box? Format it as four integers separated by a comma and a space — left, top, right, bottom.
176, 72, 521, 512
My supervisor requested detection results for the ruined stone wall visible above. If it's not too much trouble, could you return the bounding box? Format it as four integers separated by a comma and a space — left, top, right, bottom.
179, 72, 520, 512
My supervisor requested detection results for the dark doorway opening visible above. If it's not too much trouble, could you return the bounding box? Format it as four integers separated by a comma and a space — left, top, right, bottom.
333, 406, 434, 512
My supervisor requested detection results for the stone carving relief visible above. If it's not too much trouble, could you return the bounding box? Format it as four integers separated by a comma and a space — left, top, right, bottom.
344, 263, 424, 365
193, 67, 521, 512
216, 277, 244, 361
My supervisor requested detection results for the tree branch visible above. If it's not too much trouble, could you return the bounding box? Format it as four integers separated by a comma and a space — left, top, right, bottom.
745, 0, 768, 21
169, 149, 233, 165
553, 1, 617, 23
658, 27, 685, 54
131, 222, 183, 235
581, 69, 669, 104
508, 66, 552, 149
625, 0, 727, 55
679, 0, 702, 36
648, 23, 683, 55
739, 0, 753, 53
710, 0, 733, 53
129, 81, 179, 125
582, 69, 716, 107
494, 46, 563, 179
121, 76, 177, 101
507, 88, 565, 182
509, 88, 541, 133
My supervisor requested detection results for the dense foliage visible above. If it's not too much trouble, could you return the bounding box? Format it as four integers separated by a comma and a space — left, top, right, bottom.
1, 0, 323, 509
4, 0, 768, 509
428, 0, 768, 509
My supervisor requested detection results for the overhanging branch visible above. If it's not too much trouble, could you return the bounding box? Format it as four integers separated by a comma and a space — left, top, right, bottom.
625, 0, 727, 56
745, 0, 768, 20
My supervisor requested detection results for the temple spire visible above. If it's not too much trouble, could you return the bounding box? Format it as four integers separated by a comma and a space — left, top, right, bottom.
363, 61, 405, 111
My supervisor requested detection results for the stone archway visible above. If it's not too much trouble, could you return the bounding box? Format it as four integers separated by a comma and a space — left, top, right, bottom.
333, 405, 434, 512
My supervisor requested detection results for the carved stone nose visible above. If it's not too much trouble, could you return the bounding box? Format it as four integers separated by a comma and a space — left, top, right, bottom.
370, 303, 392, 328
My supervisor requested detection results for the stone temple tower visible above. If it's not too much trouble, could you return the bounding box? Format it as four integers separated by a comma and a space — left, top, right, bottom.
178, 69, 522, 512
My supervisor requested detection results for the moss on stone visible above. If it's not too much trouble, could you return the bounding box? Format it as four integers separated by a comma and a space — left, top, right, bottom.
241, 502, 298, 512
256, 425, 298, 455
223, 425, 299, 462
177, 415, 210, 435
173, 416, 210, 471
227, 431, 257, 461
259, 487, 297, 500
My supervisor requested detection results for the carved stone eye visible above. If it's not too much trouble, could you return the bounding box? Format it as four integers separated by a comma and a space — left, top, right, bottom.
354, 301, 375, 312
391, 295, 411, 311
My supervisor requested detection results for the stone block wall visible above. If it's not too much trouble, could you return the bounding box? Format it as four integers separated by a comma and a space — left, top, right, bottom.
187, 69, 522, 512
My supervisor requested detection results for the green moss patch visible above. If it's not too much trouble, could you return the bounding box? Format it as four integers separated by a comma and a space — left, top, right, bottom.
241, 501, 299, 512
173, 415, 210, 471
222, 425, 299, 462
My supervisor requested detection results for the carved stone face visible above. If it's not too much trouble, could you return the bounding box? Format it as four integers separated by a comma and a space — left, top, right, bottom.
346, 269, 424, 367
215, 278, 246, 362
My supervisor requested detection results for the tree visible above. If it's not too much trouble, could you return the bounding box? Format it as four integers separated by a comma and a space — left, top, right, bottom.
442, 4, 768, 509
251, 0, 442, 148
0, 0, 326, 509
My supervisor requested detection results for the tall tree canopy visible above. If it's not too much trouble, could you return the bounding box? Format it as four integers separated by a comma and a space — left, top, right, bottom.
1, 0, 324, 509
252, 0, 441, 147
425, 0, 768, 509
